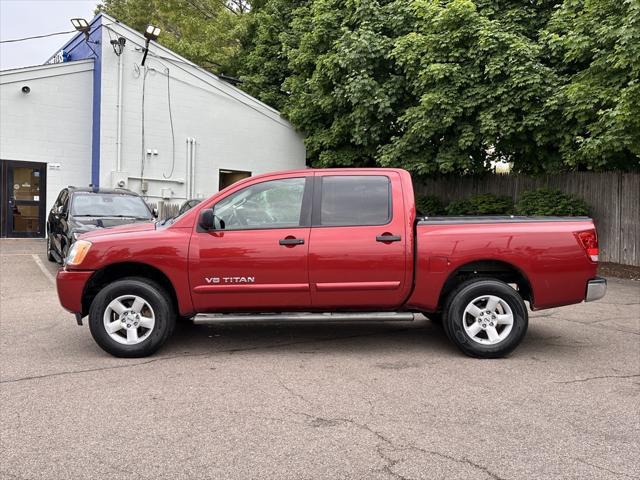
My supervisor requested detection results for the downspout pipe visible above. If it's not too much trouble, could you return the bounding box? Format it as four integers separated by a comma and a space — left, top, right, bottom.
115, 49, 124, 172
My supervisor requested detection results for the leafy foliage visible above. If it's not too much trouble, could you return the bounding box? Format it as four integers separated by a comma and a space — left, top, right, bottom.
445, 193, 513, 215
99, 0, 640, 173
97, 0, 244, 75
542, 0, 640, 171
514, 188, 590, 216
415, 194, 445, 216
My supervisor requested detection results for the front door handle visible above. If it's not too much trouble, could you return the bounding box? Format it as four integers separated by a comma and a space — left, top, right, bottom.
279, 237, 305, 246
376, 234, 401, 243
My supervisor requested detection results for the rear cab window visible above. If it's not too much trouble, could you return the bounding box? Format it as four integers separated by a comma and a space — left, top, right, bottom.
314, 175, 391, 226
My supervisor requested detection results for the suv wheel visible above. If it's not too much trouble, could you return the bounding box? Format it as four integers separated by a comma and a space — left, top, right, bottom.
46, 235, 56, 262
89, 278, 176, 358
443, 278, 528, 358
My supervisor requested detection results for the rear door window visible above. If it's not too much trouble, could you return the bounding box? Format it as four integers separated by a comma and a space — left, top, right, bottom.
316, 176, 391, 226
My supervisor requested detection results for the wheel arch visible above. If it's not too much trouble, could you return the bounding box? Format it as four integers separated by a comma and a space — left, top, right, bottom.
82, 262, 180, 317
437, 259, 533, 311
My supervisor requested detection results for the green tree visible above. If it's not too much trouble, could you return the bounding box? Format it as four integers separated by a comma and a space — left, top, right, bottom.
281, 0, 413, 167
236, 0, 308, 110
543, 0, 640, 171
97, 0, 244, 74
379, 0, 561, 175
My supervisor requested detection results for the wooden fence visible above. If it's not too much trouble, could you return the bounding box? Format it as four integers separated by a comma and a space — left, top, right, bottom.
415, 172, 640, 266
147, 201, 180, 221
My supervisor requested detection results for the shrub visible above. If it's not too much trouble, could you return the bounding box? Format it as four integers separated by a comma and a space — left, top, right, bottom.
445, 193, 514, 215
415, 195, 446, 216
515, 188, 590, 216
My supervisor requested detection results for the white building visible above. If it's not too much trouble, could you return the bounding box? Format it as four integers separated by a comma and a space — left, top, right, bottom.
0, 13, 305, 238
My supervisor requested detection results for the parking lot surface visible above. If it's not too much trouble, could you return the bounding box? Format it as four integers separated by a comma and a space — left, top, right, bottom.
1, 239, 639, 480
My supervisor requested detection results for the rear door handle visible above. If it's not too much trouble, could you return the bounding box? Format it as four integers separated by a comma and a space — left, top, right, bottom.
376, 234, 401, 243
279, 238, 305, 246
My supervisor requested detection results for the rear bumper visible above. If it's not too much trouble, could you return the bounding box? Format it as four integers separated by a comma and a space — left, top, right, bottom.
56, 268, 94, 315
585, 277, 607, 302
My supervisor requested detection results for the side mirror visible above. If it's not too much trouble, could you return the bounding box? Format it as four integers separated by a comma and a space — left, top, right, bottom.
152, 207, 159, 219
198, 209, 225, 231
198, 209, 215, 230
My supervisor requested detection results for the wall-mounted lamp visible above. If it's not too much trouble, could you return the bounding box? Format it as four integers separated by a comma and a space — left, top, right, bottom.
141, 25, 161, 66
71, 18, 90, 40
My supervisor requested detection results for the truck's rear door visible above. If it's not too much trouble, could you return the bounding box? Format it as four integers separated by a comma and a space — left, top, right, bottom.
308, 171, 408, 309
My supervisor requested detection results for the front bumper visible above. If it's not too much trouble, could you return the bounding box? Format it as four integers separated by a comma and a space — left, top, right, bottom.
56, 268, 94, 315
585, 277, 607, 302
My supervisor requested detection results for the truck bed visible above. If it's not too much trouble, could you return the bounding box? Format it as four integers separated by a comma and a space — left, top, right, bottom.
407, 216, 598, 312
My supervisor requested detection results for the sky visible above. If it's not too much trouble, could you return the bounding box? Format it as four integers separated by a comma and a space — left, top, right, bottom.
0, 0, 98, 70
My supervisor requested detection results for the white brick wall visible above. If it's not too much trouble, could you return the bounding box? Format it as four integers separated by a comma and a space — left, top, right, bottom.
98, 20, 306, 203
0, 60, 94, 214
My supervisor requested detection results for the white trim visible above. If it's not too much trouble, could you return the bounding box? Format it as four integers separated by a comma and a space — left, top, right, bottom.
0, 59, 94, 84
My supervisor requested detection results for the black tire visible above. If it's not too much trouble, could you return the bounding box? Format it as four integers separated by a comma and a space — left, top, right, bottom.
89, 277, 176, 358
443, 278, 528, 358
46, 235, 56, 262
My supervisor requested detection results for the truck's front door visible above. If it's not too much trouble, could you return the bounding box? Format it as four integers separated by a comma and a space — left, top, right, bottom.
189, 175, 313, 312
308, 172, 409, 309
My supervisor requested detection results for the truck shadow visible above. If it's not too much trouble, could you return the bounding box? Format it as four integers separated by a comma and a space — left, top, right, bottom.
160, 318, 591, 360
163, 318, 457, 357
162, 320, 568, 357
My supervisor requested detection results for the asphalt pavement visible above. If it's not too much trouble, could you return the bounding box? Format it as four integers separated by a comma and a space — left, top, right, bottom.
1, 239, 638, 480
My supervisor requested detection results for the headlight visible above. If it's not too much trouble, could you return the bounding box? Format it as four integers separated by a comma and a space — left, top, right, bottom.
66, 240, 92, 266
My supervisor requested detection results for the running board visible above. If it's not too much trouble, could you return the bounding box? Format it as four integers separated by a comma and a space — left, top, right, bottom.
192, 312, 416, 325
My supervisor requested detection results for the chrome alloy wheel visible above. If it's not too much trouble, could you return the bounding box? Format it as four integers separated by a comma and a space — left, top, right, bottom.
462, 295, 514, 345
103, 295, 155, 345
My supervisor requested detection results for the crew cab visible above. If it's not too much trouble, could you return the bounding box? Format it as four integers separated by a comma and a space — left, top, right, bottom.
56, 168, 606, 358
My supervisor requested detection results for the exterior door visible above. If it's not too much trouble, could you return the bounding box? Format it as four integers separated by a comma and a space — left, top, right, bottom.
189, 175, 313, 312
1, 161, 47, 238
308, 172, 408, 309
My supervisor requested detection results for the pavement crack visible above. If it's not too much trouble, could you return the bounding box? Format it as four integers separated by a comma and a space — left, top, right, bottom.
555, 373, 640, 384
276, 377, 313, 405
0, 470, 32, 480
292, 411, 506, 480
408, 446, 507, 480
572, 457, 640, 479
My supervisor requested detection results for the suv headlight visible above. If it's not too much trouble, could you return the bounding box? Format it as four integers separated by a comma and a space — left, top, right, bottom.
66, 240, 92, 266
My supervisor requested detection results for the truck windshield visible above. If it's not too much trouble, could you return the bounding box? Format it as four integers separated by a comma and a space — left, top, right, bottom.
71, 194, 152, 219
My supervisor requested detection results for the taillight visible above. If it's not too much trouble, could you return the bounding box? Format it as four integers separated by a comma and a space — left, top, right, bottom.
576, 229, 599, 262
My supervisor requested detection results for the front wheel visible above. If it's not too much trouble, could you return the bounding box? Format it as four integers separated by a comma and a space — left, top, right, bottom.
443, 279, 528, 358
89, 278, 176, 358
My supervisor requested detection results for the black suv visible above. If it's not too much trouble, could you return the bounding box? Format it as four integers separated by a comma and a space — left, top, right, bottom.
47, 187, 156, 263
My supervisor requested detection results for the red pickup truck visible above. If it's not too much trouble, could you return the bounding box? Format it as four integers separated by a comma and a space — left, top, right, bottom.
56, 168, 606, 358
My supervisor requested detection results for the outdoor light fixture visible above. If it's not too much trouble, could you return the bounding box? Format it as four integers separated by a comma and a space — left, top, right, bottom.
144, 25, 161, 41
71, 18, 90, 40
141, 25, 161, 66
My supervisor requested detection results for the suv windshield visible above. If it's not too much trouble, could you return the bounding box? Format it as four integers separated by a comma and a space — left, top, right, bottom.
71, 194, 152, 219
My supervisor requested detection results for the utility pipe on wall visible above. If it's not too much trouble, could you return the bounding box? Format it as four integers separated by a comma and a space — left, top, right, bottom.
115, 49, 124, 172
185, 138, 197, 199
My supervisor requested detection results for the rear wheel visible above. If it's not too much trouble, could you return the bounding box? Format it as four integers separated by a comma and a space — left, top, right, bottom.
443, 279, 528, 358
89, 278, 176, 358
